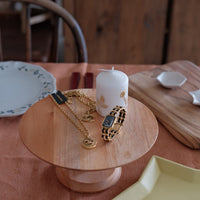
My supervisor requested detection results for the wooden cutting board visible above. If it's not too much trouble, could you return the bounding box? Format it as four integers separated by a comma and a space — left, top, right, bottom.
129, 60, 200, 149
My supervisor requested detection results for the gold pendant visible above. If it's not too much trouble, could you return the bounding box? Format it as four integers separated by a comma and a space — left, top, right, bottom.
82, 138, 97, 149
81, 114, 94, 122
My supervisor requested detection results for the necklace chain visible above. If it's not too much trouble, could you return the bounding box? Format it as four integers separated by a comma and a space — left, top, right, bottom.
50, 90, 97, 149
64, 90, 96, 122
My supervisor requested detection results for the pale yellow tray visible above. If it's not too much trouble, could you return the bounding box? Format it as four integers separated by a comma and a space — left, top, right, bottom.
113, 156, 200, 200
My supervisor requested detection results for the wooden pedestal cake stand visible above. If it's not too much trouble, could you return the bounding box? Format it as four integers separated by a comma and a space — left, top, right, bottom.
19, 89, 158, 193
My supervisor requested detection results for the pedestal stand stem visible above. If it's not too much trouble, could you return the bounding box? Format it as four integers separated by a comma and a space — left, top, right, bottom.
56, 166, 122, 193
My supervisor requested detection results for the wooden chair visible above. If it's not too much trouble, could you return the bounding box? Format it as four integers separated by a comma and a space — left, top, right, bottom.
0, 0, 87, 63
0, 28, 2, 60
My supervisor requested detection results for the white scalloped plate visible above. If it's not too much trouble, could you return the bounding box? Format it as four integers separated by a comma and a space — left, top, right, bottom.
113, 156, 200, 200
0, 61, 56, 117
157, 71, 187, 88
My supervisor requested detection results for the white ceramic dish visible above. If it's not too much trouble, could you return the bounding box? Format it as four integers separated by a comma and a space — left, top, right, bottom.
157, 71, 187, 88
113, 156, 200, 200
0, 61, 56, 117
189, 89, 200, 105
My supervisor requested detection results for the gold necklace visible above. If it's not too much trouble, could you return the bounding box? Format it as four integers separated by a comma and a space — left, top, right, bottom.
50, 90, 97, 149
63, 90, 96, 122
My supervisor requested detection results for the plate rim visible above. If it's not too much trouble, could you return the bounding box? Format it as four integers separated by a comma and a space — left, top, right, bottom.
0, 61, 56, 117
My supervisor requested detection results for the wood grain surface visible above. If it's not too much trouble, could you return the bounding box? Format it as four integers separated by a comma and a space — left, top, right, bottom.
167, 0, 200, 65
63, 0, 168, 64
19, 89, 158, 171
55, 166, 122, 192
129, 60, 200, 149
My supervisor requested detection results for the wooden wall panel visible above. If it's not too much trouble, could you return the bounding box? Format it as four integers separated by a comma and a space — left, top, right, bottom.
63, 0, 168, 64
115, 0, 168, 64
75, 0, 120, 64
167, 0, 200, 65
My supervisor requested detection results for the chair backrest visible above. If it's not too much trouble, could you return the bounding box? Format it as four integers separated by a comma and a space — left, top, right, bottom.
0, 28, 2, 60
0, 0, 88, 63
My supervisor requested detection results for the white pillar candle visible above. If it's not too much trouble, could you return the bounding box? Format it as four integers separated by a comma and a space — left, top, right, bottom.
96, 67, 129, 116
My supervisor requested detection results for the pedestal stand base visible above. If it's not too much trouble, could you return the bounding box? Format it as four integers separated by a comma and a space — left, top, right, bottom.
55, 167, 122, 193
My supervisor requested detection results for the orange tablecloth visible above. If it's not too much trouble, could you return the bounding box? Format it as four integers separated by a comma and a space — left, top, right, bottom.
1, 62, 200, 199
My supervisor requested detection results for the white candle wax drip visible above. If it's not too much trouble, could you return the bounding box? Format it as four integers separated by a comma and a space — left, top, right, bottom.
96, 67, 129, 116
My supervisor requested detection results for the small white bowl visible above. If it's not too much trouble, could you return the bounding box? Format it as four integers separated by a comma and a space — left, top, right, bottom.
157, 71, 187, 88
189, 90, 200, 105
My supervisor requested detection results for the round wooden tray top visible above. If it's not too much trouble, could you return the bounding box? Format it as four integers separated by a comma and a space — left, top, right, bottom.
19, 89, 158, 171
